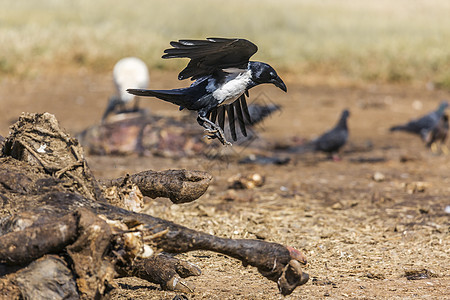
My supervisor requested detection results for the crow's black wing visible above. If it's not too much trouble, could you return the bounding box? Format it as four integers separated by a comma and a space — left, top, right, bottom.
208, 94, 250, 141
226, 105, 237, 141
233, 99, 247, 137
163, 38, 258, 80
210, 108, 218, 124
240, 94, 252, 125
217, 106, 226, 131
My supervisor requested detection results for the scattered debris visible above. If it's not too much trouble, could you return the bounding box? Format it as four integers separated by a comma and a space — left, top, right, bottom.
404, 269, 438, 280
103, 182, 144, 212
399, 155, 418, 163
311, 277, 337, 287
172, 295, 189, 300
228, 173, 265, 189
402, 181, 430, 194
349, 156, 386, 163
366, 272, 385, 280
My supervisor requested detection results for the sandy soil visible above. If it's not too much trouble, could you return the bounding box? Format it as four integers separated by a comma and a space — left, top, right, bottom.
1, 71, 449, 299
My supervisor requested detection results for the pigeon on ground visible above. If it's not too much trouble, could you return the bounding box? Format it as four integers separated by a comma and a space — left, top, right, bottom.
389, 101, 448, 141
289, 109, 350, 160
127, 38, 286, 145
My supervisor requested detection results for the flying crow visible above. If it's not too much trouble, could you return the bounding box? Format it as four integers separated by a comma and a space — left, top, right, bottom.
127, 38, 287, 145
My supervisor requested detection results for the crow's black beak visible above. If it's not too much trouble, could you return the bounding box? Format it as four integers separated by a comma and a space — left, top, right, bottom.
272, 76, 287, 92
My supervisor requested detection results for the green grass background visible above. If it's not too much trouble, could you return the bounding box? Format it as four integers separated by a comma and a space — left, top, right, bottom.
1, 0, 450, 86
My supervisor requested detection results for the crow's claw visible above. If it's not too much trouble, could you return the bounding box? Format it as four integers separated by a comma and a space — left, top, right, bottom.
199, 115, 232, 146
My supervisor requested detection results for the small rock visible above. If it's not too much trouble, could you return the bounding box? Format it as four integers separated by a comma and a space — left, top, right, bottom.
412, 100, 423, 110
331, 202, 343, 210
373, 172, 385, 182
445, 205, 450, 214
280, 186, 289, 192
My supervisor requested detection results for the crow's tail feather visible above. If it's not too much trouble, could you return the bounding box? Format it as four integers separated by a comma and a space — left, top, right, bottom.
127, 88, 188, 107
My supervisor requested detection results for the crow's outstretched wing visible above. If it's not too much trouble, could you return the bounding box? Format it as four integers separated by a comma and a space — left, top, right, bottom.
163, 38, 258, 80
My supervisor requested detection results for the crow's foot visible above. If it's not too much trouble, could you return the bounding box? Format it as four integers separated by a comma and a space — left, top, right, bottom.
198, 116, 232, 146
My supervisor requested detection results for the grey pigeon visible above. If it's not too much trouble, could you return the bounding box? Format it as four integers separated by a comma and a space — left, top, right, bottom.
290, 109, 350, 159
390, 101, 448, 140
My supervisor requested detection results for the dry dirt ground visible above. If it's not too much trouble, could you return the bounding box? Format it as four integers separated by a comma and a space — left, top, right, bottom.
1, 71, 449, 299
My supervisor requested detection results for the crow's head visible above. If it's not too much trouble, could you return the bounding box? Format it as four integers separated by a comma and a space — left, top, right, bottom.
249, 62, 287, 92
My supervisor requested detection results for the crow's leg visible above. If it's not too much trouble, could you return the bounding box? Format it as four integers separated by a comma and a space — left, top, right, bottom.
197, 115, 231, 146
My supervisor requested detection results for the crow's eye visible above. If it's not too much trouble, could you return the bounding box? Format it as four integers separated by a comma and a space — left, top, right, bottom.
269, 71, 275, 78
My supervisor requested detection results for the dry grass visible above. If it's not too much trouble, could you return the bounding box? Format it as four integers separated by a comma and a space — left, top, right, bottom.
1, 0, 450, 86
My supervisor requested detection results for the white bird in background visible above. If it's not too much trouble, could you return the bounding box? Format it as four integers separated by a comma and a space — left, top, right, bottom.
102, 57, 150, 121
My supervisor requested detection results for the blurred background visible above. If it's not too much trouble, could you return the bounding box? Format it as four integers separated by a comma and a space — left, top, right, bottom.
1, 0, 449, 86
